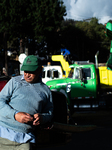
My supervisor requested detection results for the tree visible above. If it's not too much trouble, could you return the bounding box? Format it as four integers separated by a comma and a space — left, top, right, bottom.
0, 0, 34, 70
33, 0, 66, 54
60, 18, 110, 63
0, 0, 66, 70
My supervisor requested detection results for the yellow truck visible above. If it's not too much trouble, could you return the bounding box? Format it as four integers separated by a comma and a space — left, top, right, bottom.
99, 65, 112, 89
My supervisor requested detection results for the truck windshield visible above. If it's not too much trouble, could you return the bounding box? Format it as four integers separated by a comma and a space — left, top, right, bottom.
68, 68, 74, 78
53, 70, 59, 78
75, 68, 81, 79
47, 70, 52, 78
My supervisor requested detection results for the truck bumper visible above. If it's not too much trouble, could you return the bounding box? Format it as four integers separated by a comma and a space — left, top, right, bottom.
71, 99, 99, 109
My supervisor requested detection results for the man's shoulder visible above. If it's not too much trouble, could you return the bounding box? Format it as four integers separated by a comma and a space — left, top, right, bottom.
11, 75, 23, 82
40, 81, 51, 92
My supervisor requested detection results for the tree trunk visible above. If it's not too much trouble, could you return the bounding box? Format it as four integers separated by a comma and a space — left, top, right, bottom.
3, 32, 8, 74
20, 39, 24, 54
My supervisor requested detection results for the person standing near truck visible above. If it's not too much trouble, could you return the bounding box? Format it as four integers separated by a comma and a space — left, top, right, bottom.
0, 55, 53, 150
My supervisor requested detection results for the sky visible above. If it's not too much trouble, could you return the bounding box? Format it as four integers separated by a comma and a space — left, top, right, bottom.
62, 0, 112, 24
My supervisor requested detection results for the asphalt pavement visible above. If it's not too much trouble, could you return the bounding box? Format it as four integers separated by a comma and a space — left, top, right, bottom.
37, 109, 112, 150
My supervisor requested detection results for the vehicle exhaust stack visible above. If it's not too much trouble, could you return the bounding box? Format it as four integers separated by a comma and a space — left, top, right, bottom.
95, 51, 99, 69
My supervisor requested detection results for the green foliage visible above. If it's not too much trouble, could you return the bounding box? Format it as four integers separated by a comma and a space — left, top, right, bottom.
0, 0, 110, 64
32, 0, 66, 53
0, 0, 66, 53
60, 18, 110, 63
33, 0, 66, 33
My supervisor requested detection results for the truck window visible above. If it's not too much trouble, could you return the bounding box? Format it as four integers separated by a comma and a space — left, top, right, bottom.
47, 70, 52, 78
54, 70, 59, 78
75, 68, 80, 79
42, 71, 45, 78
82, 68, 91, 79
68, 68, 74, 78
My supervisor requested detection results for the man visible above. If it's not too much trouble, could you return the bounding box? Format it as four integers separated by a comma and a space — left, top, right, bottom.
0, 55, 53, 150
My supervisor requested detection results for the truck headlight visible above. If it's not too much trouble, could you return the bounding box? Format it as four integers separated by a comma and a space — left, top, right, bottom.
66, 84, 71, 93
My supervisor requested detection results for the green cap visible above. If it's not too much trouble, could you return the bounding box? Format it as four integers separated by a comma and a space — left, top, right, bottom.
21, 55, 42, 71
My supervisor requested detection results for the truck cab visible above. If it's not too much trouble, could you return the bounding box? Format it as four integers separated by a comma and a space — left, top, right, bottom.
68, 63, 97, 99
42, 65, 63, 83
46, 62, 98, 111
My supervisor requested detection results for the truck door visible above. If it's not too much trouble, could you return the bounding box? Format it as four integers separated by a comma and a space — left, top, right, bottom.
70, 67, 94, 99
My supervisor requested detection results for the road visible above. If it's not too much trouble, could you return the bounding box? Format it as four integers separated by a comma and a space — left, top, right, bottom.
37, 109, 112, 150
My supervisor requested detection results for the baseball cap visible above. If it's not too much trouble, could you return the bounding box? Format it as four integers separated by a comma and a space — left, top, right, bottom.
21, 55, 42, 71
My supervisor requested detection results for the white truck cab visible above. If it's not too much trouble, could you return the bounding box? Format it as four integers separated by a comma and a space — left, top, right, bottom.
42, 65, 63, 83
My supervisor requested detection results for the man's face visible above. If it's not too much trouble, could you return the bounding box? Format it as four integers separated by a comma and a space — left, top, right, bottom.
24, 67, 42, 83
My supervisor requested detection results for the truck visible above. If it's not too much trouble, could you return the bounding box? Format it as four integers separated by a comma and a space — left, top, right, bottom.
42, 64, 63, 84
46, 61, 99, 112
46, 22, 112, 113
42, 52, 71, 83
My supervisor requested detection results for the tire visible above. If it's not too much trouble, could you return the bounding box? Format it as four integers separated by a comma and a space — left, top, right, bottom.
52, 91, 67, 124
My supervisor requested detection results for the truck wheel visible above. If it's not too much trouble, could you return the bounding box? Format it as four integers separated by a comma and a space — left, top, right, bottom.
52, 91, 68, 124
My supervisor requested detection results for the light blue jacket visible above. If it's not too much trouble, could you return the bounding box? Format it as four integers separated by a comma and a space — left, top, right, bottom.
0, 75, 53, 134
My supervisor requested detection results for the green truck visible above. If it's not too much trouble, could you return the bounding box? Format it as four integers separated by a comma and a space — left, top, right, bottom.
46, 22, 112, 113
46, 61, 99, 113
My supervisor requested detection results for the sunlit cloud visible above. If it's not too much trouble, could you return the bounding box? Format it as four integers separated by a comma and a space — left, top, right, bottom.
63, 0, 112, 24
